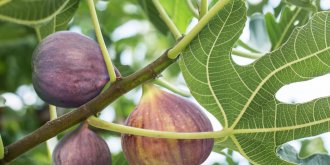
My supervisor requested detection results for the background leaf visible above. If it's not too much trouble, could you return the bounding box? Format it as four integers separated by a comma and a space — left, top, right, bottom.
285, 0, 318, 11
265, 7, 311, 50
0, 133, 3, 159
278, 144, 330, 164
159, 0, 193, 33
35, 0, 80, 39
0, 96, 5, 108
299, 137, 327, 158
0, 0, 72, 26
180, 0, 330, 162
137, 0, 169, 35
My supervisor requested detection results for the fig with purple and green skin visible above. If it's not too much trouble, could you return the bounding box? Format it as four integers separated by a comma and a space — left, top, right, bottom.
121, 84, 214, 165
53, 123, 111, 165
32, 31, 111, 108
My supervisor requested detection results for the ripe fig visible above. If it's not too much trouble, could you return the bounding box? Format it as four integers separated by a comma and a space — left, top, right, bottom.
53, 123, 111, 165
121, 84, 214, 165
32, 31, 110, 108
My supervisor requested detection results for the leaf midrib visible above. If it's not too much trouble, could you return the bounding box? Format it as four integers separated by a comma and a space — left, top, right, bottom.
206, 2, 236, 128
233, 108, 330, 134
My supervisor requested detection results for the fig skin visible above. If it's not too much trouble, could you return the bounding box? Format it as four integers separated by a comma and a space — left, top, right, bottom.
32, 31, 110, 108
121, 84, 214, 165
53, 123, 111, 165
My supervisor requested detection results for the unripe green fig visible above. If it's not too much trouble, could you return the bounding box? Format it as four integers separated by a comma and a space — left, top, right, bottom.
121, 84, 214, 165
32, 31, 111, 108
53, 123, 111, 165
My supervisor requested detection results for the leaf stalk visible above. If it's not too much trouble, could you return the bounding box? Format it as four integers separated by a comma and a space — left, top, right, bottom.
87, 0, 117, 83
87, 116, 230, 139
152, 0, 182, 39
167, 0, 231, 59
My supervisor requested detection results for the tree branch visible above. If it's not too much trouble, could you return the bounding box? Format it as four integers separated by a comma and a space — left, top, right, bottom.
0, 51, 176, 164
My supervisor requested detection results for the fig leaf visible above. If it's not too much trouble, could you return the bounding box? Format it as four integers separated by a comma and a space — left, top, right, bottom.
180, 0, 330, 164
0, 0, 80, 39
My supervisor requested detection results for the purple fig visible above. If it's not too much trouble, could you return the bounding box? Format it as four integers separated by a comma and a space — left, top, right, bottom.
121, 84, 214, 165
32, 31, 111, 108
53, 123, 111, 165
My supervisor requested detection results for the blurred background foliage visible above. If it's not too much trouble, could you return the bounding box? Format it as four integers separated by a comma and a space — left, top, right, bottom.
0, 0, 329, 164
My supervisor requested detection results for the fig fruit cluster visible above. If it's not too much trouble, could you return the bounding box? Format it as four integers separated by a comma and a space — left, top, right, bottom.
34, 31, 214, 164
122, 84, 214, 165
32, 31, 110, 108
53, 123, 111, 165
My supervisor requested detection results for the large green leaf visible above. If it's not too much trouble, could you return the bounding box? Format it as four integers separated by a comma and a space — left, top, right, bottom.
265, 7, 310, 50
179, 0, 330, 163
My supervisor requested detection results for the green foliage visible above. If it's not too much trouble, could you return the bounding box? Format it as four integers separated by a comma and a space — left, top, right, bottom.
0, 96, 5, 108
265, 7, 311, 50
0, 0, 71, 26
159, 0, 193, 33
285, 0, 317, 11
36, 0, 80, 39
0, 134, 3, 159
299, 137, 327, 158
112, 152, 129, 165
278, 144, 330, 164
180, 0, 330, 163
137, 0, 169, 35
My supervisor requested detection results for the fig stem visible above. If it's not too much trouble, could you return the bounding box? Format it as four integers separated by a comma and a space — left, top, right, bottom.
49, 105, 58, 120
152, 0, 182, 39
232, 49, 264, 59
167, 0, 232, 59
87, 0, 117, 83
153, 78, 190, 97
87, 116, 231, 139
186, 0, 199, 18
46, 105, 58, 159
199, 0, 208, 20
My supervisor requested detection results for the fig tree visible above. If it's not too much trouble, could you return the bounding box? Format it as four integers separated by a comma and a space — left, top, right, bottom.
121, 84, 214, 165
53, 123, 111, 165
32, 31, 110, 108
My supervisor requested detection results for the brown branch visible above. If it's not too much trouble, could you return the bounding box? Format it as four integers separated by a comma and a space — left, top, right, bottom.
0, 51, 177, 164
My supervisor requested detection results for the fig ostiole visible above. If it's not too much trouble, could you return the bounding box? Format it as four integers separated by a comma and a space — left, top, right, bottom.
53, 122, 111, 165
121, 84, 214, 165
32, 31, 113, 108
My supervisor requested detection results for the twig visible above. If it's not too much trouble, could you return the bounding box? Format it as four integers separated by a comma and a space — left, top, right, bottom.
232, 49, 264, 59
200, 0, 208, 19
152, 0, 182, 39
186, 0, 199, 18
87, 0, 117, 83
154, 78, 190, 97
